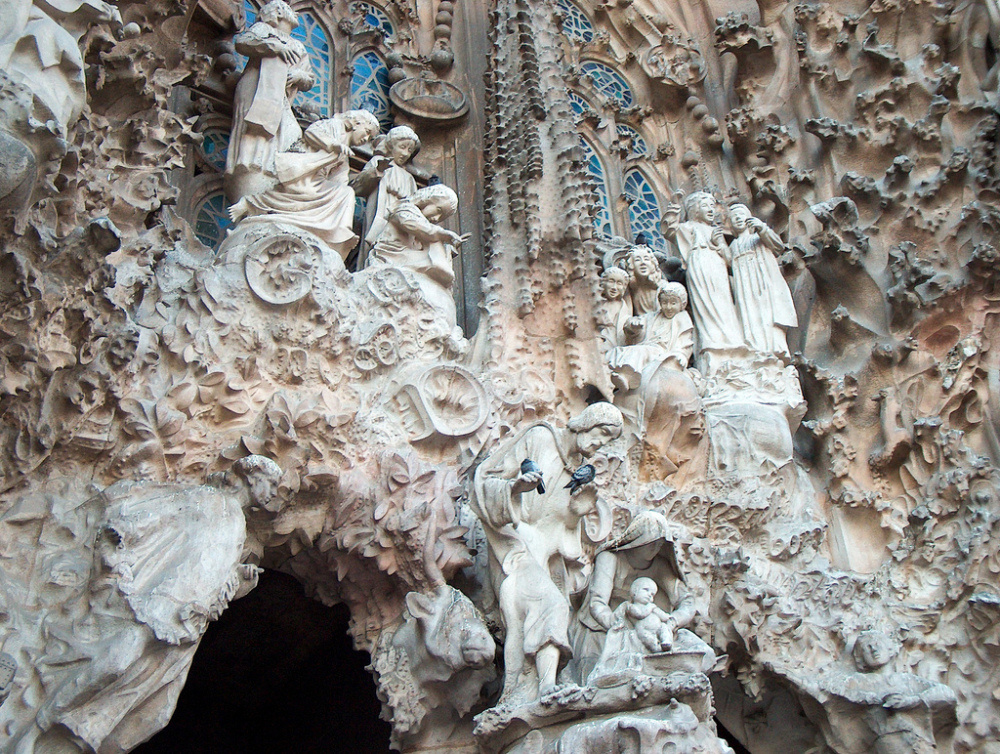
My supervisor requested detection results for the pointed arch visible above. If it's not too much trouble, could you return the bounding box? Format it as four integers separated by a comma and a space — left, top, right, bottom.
579, 60, 634, 108
555, 0, 595, 43
351, 50, 392, 130
623, 168, 667, 252
578, 137, 613, 239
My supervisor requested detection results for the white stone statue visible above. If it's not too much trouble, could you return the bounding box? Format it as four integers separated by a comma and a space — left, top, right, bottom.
597, 266, 633, 351
798, 630, 958, 754
727, 204, 797, 359
354, 125, 422, 261
662, 192, 743, 368
229, 111, 381, 260
470, 403, 624, 707
225, 0, 316, 201
366, 183, 467, 327
623, 244, 663, 316
575, 511, 715, 685
0, 0, 121, 129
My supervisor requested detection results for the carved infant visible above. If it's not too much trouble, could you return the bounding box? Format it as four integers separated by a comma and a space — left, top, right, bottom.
625, 577, 675, 653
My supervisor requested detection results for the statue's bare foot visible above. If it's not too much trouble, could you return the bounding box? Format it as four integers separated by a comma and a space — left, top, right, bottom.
539, 683, 587, 707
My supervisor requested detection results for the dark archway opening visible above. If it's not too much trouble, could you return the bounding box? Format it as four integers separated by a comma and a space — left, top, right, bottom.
134, 570, 392, 754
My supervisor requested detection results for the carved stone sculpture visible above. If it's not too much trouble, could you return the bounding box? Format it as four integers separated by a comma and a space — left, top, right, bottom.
662, 192, 744, 371
366, 183, 466, 327
726, 204, 797, 359
225, 0, 316, 200
229, 111, 380, 260
470, 403, 624, 708
354, 125, 421, 260
0, 0, 121, 130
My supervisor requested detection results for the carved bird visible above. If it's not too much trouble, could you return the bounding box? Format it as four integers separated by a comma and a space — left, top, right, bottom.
520, 458, 545, 494
564, 463, 596, 493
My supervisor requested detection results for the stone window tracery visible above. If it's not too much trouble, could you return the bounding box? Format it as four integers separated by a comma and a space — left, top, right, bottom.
616, 124, 648, 160
193, 191, 233, 251
291, 10, 333, 116
199, 128, 230, 172
555, 0, 594, 43
579, 60, 634, 108
623, 168, 667, 252
578, 136, 613, 239
351, 50, 392, 130
352, 1, 395, 37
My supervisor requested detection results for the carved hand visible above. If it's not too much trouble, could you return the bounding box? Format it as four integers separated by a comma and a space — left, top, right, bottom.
883, 692, 921, 710
711, 225, 726, 245
511, 471, 543, 495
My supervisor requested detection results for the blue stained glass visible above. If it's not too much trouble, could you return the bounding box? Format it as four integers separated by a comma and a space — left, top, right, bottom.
244, 0, 256, 26
616, 124, 648, 159
292, 12, 332, 116
353, 2, 395, 36
623, 169, 667, 252
579, 138, 613, 239
556, 0, 594, 43
194, 192, 232, 251
580, 61, 634, 108
351, 51, 392, 130
200, 129, 230, 172
567, 91, 591, 116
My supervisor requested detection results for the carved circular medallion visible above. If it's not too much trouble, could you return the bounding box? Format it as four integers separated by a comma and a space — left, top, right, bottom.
389, 77, 469, 124
416, 365, 488, 437
244, 233, 319, 305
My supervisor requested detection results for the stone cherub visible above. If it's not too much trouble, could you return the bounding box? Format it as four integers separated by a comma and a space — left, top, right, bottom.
470, 403, 624, 708
624, 577, 676, 653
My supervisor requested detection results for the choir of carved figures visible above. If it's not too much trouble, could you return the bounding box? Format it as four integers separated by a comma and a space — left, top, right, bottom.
0, 0, 121, 129
365, 184, 466, 328
353, 125, 422, 263
229, 112, 380, 260
470, 403, 624, 707
225, 0, 316, 201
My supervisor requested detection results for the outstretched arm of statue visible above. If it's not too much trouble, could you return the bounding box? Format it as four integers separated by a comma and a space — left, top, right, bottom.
235, 24, 296, 59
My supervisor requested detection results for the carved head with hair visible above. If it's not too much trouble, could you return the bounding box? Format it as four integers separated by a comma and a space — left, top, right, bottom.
684, 191, 717, 224
567, 402, 623, 457
657, 281, 688, 316
412, 184, 459, 222
259, 0, 297, 28
342, 110, 381, 145
625, 245, 662, 286
380, 125, 421, 163
852, 629, 899, 672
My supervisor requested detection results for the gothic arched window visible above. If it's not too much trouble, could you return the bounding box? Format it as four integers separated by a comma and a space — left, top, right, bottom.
623, 169, 667, 251
556, 0, 594, 43
351, 50, 392, 130
616, 124, 648, 160
580, 61, 634, 108
353, 1, 394, 37
199, 128, 230, 172
578, 137, 613, 239
194, 191, 232, 251
292, 10, 333, 116
567, 90, 592, 116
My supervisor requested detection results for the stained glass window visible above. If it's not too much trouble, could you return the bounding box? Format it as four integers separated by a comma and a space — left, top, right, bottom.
199, 129, 230, 172
567, 91, 591, 116
623, 169, 667, 252
616, 124, 648, 160
353, 2, 394, 37
292, 11, 333, 116
579, 138, 613, 239
556, 0, 594, 43
244, 0, 256, 26
580, 61, 634, 108
351, 51, 392, 130
194, 192, 232, 251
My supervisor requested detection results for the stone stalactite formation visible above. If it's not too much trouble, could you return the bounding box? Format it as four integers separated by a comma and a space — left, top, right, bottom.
0, 0, 998, 752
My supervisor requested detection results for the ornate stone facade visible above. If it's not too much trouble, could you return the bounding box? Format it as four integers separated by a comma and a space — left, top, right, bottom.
0, 0, 999, 752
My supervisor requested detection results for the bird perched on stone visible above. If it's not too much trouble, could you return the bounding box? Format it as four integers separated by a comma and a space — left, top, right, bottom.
520, 458, 545, 494
564, 463, 596, 493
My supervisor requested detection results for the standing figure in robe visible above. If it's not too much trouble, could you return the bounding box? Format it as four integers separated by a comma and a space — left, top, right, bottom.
353, 125, 421, 265
727, 204, 797, 359
471, 403, 624, 707
662, 192, 743, 369
225, 0, 316, 201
